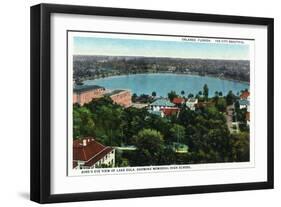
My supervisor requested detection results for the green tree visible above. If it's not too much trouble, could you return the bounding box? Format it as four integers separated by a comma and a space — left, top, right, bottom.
134, 129, 164, 166
216, 98, 227, 112
203, 84, 209, 101
132, 93, 137, 102
86, 97, 124, 146
159, 147, 177, 165
188, 93, 194, 98
168, 90, 178, 102
234, 100, 240, 110
169, 124, 186, 144
152, 91, 157, 97
226, 90, 236, 105
214, 91, 219, 104
115, 150, 129, 167
73, 106, 95, 139
183, 105, 232, 163
122, 107, 149, 145
230, 132, 249, 162
181, 90, 185, 96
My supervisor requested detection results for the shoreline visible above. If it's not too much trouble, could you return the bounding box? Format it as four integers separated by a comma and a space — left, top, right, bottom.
80, 71, 250, 85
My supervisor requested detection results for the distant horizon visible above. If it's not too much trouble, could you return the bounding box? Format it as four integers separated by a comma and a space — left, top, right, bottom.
73, 54, 250, 62
73, 36, 250, 60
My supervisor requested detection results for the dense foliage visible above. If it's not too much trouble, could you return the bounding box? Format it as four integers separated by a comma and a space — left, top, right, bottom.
73, 88, 249, 167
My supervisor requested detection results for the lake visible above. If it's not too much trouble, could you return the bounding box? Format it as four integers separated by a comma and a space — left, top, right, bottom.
83, 73, 249, 97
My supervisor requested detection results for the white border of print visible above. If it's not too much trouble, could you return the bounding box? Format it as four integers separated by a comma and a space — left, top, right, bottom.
67, 31, 255, 177
51, 13, 267, 194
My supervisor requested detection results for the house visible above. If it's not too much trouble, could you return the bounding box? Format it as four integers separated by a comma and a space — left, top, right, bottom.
73, 138, 115, 169
73, 85, 106, 105
149, 98, 175, 111
148, 109, 164, 117
105, 89, 132, 108
240, 91, 250, 100
239, 99, 250, 110
149, 98, 180, 117
239, 90, 250, 112
172, 97, 185, 105
131, 103, 149, 109
161, 108, 180, 117
186, 98, 198, 111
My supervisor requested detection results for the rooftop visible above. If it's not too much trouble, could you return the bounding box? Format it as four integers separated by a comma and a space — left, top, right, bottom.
186, 98, 198, 103
73, 138, 113, 162
161, 108, 179, 116
150, 98, 175, 107
73, 85, 104, 93
240, 91, 250, 99
84, 147, 113, 167
105, 89, 128, 96
172, 97, 185, 104
239, 99, 250, 106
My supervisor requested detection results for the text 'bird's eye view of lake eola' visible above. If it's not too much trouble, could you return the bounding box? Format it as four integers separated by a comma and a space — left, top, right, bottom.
68, 31, 252, 176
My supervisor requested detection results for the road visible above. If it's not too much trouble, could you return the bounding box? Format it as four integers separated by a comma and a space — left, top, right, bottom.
225, 104, 239, 133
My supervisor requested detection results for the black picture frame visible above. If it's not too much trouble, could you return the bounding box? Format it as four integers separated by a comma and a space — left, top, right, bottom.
30, 3, 274, 204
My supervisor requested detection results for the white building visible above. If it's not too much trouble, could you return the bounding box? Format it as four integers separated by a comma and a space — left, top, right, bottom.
239, 99, 250, 110
186, 98, 198, 111
149, 98, 175, 111
73, 138, 115, 169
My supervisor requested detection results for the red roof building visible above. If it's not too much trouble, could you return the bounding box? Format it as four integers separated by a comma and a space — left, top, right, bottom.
73, 85, 132, 107
240, 91, 250, 100
161, 107, 180, 117
172, 97, 185, 105
106, 90, 132, 108
73, 85, 106, 105
73, 138, 115, 169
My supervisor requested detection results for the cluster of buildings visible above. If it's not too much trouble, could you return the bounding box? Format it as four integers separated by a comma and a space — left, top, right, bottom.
239, 90, 250, 126
239, 90, 250, 111
72, 85, 200, 169
73, 84, 132, 107
72, 84, 251, 169
73, 85, 132, 169
148, 97, 199, 118
72, 84, 201, 118
228, 90, 250, 133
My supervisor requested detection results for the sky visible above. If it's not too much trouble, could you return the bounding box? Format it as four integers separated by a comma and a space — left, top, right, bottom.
73, 36, 250, 60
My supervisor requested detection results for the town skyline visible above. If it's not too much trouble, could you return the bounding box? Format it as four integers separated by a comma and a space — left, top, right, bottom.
73, 36, 250, 60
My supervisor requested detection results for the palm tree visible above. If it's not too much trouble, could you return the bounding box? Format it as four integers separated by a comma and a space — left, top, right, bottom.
203, 84, 209, 101
188, 93, 194, 98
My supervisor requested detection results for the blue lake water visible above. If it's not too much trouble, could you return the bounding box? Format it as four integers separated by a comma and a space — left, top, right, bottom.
84, 73, 249, 97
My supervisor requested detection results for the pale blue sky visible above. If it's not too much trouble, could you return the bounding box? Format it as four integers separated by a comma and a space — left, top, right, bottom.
73, 36, 249, 60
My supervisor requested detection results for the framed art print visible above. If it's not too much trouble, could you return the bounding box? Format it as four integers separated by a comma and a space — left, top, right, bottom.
30, 3, 274, 203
